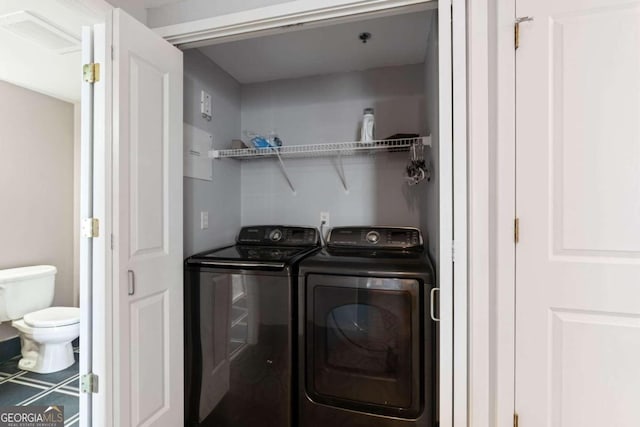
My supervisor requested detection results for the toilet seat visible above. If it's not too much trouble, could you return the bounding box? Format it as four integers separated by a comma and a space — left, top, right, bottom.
23, 307, 80, 328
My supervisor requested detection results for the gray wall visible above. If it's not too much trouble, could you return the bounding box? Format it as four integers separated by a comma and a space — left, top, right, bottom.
239, 64, 429, 230
183, 50, 242, 256
181, 55, 438, 252
0, 81, 75, 339
422, 9, 440, 267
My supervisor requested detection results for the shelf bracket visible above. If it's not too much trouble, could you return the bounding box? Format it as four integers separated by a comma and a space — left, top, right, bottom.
272, 148, 296, 194
334, 152, 349, 193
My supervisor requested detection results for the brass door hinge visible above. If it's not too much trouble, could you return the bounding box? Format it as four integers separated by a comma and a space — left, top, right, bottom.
514, 413, 519, 427
83, 63, 100, 83
514, 217, 520, 244
82, 218, 99, 238
515, 17, 534, 49
81, 373, 99, 394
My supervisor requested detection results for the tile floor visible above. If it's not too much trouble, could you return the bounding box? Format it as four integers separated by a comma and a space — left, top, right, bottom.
0, 348, 80, 426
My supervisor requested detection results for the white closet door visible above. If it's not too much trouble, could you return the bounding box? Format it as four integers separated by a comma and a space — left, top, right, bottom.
515, 0, 640, 426
111, 9, 184, 426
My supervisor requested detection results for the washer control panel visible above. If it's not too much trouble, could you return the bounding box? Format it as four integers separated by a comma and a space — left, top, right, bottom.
328, 227, 423, 249
237, 226, 319, 246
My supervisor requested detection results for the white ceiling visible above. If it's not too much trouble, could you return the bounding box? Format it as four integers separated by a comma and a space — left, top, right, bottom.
0, 1, 103, 102
196, 10, 433, 84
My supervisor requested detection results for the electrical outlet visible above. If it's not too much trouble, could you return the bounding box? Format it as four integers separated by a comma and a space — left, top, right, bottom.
200, 211, 209, 230
320, 211, 330, 228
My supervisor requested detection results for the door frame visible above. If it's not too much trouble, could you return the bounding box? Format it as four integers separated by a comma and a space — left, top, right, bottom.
467, 0, 516, 426
151, 1, 468, 426
79, 25, 95, 427
87, 9, 115, 427
153, 0, 437, 47
452, 1, 468, 425
75, 2, 113, 427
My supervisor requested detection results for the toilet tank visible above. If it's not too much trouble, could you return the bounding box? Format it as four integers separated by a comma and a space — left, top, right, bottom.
0, 265, 56, 322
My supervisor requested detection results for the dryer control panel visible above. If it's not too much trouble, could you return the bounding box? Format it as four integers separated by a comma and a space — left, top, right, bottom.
327, 227, 423, 249
237, 225, 319, 246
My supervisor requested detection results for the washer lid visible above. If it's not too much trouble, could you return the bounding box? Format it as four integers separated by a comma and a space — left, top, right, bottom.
23, 307, 80, 328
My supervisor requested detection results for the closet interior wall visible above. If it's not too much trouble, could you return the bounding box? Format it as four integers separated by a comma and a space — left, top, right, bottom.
183, 50, 241, 256
423, 9, 439, 270
182, 8, 439, 257
240, 63, 427, 229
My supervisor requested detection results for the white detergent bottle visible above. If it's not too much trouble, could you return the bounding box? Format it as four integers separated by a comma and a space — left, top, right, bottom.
361, 108, 375, 143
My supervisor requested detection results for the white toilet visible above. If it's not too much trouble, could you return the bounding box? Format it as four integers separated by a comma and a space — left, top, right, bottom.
0, 265, 80, 374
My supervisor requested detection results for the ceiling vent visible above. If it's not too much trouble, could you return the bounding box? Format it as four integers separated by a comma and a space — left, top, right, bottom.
0, 11, 80, 54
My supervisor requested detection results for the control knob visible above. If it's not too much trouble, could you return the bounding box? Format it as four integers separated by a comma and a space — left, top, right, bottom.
366, 231, 380, 244
269, 229, 283, 242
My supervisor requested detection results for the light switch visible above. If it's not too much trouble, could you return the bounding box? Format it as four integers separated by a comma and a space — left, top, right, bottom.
201, 91, 212, 121
200, 211, 209, 230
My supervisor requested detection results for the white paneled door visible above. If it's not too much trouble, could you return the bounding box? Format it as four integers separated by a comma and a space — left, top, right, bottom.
515, 0, 640, 426
112, 9, 183, 426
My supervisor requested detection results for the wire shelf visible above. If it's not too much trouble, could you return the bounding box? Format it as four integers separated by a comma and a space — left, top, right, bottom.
209, 136, 431, 160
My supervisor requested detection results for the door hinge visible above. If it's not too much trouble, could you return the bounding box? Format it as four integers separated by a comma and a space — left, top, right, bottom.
82, 218, 99, 238
81, 373, 99, 394
515, 17, 534, 49
514, 217, 520, 244
83, 63, 100, 83
514, 413, 519, 427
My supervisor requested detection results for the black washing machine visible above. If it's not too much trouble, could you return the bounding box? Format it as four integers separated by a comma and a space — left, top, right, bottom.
184, 225, 320, 427
297, 226, 437, 427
